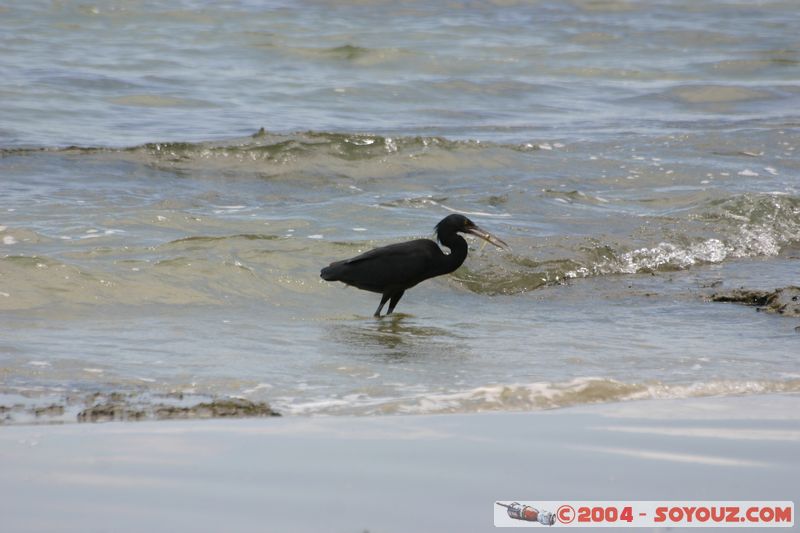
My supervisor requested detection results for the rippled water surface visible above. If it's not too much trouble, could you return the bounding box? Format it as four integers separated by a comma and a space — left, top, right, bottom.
1, 0, 799, 422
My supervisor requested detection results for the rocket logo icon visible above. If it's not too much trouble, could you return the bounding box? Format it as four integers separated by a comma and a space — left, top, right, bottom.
496, 502, 556, 526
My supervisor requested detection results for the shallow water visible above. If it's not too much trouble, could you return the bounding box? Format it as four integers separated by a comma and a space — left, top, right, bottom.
1, 0, 799, 422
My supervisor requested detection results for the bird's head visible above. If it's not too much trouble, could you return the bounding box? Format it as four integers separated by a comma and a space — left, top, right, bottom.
435, 214, 510, 250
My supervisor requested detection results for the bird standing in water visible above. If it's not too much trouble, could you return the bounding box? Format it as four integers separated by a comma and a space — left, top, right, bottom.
320, 214, 509, 317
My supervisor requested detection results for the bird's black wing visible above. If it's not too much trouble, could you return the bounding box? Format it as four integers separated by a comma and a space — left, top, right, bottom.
321, 239, 442, 293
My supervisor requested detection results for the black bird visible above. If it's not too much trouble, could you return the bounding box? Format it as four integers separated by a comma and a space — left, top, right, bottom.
320, 214, 509, 317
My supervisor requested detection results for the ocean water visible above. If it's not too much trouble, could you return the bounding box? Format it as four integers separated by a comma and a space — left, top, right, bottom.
1, 0, 799, 423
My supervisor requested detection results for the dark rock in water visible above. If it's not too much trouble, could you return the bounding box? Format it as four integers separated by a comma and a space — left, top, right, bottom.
8, 392, 282, 425
711, 286, 800, 317
78, 403, 146, 423
154, 398, 280, 420
34, 405, 65, 418
77, 397, 280, 423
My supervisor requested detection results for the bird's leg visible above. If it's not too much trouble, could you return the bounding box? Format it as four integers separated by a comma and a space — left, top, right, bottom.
386, 291, 405, 315
374, 293, 391, 317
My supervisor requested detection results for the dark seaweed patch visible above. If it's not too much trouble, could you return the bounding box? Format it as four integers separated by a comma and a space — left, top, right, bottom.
711, 286, 800, 317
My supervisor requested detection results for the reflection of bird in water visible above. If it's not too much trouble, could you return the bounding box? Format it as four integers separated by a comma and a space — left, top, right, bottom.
327, 311, 469, 361
321, 214, 509, 317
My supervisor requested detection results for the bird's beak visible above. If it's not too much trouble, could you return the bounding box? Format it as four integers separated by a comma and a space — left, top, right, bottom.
466, 225, 510, 251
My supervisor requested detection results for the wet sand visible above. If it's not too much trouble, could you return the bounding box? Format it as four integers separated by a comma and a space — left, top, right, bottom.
1, 394, 797, 532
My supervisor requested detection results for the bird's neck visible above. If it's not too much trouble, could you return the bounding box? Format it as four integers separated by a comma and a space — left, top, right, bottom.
437, 234, 468, 275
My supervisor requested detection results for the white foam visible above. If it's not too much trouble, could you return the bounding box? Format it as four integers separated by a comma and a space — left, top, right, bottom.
612, 238, 728, 274
277, 378, 800, 416
242, 383, 273, 395
347, 138, 374, 146
566, 195, 799, 279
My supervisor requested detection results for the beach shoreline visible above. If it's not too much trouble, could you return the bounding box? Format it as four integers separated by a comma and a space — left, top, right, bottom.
1, 393, 797, 532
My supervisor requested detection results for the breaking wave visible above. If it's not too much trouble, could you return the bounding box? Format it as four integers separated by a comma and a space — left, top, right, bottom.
459, 193, 800, 295
0, 129, 545, 178
276, 377, 800, 416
